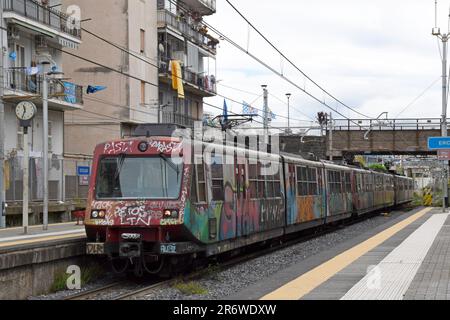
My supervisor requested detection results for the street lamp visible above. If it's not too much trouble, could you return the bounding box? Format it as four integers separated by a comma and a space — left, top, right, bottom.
286, 93, 292, 133
40, 62, 64, 231
432, 5, 449, 211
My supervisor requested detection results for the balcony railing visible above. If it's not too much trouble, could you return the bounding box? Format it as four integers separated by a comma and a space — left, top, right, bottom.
4, 68, 84, 105
3, 0, 81, 39
157, 9, 218, 54
159, 60, 217, 94
161, 111, 199, 128
199, 0, 216, 11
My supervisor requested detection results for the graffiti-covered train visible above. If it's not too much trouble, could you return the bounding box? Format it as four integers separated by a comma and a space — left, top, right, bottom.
84, 124, 414, 276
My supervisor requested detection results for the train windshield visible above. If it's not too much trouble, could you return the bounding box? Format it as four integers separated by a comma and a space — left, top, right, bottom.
95, 156, 183, 200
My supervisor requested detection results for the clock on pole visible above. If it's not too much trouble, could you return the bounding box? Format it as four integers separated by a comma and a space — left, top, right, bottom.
15, 101, 36, 234
15, 101, 37, 127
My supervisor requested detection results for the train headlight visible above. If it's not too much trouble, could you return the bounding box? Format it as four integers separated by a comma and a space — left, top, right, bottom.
163, 209, 179, 219
91, 210, 106, 219
163, 210, 172, 218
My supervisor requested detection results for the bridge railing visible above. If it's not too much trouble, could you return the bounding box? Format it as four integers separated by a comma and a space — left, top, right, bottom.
333, 118, 443, 131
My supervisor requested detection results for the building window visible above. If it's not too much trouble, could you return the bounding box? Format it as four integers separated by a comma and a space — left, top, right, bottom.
141, 81, 146, 105
140, 29, 145, 54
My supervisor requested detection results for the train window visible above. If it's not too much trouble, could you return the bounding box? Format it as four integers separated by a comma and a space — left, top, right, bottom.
196, 163, 207, 203
249, 163, 258, 199
356, 174, 363, 192
344, 172, 351, 193
296, 166, 308, 196
327, 170, 342, 194
211, 154, 224, 201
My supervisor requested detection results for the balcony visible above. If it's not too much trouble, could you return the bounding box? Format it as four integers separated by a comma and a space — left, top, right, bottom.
159, 60, 217, 97
3, 68, 84, 110
161, 111, 199, 128
2, 0, 81, 44
157, 9, 219, 55
181, 0, 216, 15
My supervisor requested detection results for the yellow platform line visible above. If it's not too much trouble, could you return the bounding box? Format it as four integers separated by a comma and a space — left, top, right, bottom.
261, 207, 433, 300
0, 232, 86, 249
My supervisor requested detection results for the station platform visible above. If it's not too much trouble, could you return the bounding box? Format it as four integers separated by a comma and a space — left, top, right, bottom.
0, 222, 86, 252
230, 207, 450, 300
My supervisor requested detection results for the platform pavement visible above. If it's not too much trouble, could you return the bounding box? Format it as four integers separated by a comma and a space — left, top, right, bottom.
0, 222, 86, 252
228, 207, 450, 300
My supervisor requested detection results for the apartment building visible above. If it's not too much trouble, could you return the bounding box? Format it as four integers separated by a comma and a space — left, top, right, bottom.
157, 0, 218, 127
0, 0, 83, 225
63, 0, 159, 158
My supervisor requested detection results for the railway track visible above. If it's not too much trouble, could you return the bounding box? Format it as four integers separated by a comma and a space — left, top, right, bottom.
64, 207, 412, 300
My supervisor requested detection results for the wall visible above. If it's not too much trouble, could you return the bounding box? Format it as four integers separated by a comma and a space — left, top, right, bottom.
63, 0, 159, 158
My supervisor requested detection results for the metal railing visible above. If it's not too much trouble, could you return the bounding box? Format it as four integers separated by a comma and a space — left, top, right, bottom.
157, 9, 218, 54
3, 0, 81, 39
161, 111, 198, 127
4, 68, 84, 105
332, 118, 444, 131
199, 0, 216, 11
4, 157, 91, 203
158, 61, 217, 94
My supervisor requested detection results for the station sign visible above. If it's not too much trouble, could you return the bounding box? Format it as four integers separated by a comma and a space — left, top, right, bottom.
77, 166, 90, 176
428, 137, 450, 150
438, 150, 450, 161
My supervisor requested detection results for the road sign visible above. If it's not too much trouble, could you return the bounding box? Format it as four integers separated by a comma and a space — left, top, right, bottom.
79, 176, 89, 186
77, 166, 90, 176
438, 150, 450, 161
428, 137, 450, 150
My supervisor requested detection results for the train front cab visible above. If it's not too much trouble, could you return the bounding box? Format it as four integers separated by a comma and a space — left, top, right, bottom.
84, 137, 205, 274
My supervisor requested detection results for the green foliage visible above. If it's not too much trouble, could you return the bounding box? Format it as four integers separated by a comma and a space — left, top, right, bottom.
50, 264, 103, 293
368, 164, 387, 172
173, 280, 208, 296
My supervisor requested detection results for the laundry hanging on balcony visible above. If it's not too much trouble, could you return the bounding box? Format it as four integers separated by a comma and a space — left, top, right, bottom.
171, 60, 185, 99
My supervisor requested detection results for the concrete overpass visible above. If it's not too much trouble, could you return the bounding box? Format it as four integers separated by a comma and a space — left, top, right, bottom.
328, 118, 442, 159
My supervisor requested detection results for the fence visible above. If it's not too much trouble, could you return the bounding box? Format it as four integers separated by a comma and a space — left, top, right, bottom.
4, 156, 92, 203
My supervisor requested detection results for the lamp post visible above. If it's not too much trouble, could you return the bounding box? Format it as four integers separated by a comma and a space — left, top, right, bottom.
286, 93, 291, 134
41, 68, 64, 230
432, 21, 449, 211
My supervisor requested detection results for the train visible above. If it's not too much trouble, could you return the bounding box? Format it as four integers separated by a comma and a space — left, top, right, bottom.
84, 124, 414, 276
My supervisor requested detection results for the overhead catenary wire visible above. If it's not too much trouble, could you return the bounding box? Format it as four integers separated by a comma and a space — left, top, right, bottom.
222, 0, 373, 120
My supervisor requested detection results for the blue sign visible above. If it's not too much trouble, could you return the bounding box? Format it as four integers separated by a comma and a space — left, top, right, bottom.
77, 166, 91, 176
428, 137, 450, 150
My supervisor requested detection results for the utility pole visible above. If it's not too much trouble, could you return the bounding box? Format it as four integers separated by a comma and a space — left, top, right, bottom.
0, 1, 6, 229
262, 85, 269, 143
23, 127, 29, 234
286, 93, 291, 134
329, 113, 333, 162
42, 73, 49, 230
432, 4, 449, 211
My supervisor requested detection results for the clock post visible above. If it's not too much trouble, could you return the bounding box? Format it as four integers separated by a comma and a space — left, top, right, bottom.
15, 101, 37, 234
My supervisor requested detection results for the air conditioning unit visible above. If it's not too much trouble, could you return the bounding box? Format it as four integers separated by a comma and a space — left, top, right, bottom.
7, 26, 20, 40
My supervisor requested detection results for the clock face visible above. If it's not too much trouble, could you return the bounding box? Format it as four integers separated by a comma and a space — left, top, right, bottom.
15, 102, 37, 121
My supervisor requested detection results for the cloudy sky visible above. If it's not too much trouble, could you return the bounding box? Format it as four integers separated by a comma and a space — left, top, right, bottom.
204, 0, 449, 128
